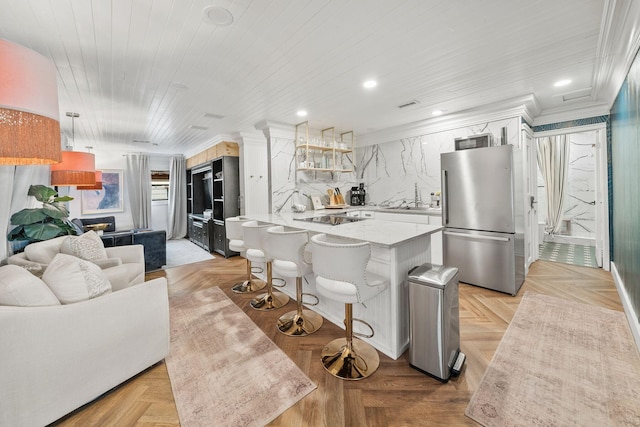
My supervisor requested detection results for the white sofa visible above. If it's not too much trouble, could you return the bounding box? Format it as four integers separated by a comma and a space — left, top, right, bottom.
7, 235, 145, 290
0, 273, 170, 426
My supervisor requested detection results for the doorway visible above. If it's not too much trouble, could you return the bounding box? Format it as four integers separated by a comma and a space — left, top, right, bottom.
533, 125, 609, 270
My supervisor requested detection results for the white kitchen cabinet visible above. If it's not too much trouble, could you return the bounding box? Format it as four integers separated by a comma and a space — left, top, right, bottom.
429, 215, 443, 265
345, 210, 375, 218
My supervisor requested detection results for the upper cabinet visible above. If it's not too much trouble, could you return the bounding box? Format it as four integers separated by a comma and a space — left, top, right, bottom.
294, 121, 354, 174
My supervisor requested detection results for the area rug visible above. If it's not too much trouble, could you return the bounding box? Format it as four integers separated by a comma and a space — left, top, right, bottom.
465, 292, 640, 426
166, 286, 316, 427
164, 238, 214, 268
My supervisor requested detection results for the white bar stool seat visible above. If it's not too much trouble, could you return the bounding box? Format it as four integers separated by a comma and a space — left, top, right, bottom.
310, 233, 389, 380
267, 226, 323, 336
242, 221, 289, 311
225, 217, 265, 294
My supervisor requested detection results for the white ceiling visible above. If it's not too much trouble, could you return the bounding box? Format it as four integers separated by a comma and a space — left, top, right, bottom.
1, 0, 640, 156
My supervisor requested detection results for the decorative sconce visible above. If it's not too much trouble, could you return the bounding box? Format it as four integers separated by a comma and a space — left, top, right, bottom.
0, 39, 61, 165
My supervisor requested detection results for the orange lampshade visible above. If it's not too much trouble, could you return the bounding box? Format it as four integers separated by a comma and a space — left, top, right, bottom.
0, 39, 61, 165
77, 170, 103, 190
50, 151, 96, 186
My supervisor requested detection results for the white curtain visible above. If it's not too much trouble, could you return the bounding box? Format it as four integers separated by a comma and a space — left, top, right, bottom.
167, 155, 187, 239
126, 154, 152, 229
537, 135, 570, 235
1, 165, 50, 259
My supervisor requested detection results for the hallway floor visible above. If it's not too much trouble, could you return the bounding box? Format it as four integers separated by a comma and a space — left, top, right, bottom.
538, 241, 597, 268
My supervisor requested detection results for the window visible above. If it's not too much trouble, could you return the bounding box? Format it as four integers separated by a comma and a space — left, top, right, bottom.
151, 171, 170, 201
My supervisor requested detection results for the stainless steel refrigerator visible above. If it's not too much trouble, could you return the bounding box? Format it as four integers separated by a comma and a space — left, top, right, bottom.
440, 144, 525, 295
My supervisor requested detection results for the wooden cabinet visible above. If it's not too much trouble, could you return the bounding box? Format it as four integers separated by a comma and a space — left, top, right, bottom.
187, 156, 240, 257
294, 121, 354, 175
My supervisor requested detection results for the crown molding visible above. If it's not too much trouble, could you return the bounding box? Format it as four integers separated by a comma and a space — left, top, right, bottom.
357, 94, 539, 147
592, 0, 640, 108
533, 103, 611, 126
254, 120, 295, 140
183, 133, 239, 158
232, 131, 267, 146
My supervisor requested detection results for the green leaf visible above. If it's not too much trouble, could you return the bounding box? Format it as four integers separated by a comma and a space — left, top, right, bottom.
23, 223, 65, 241
42, 203, 70, 219
7, 225, 25, 241
54, 196, 74, 203
28, 185, 58, 203
10, 208, 47, 225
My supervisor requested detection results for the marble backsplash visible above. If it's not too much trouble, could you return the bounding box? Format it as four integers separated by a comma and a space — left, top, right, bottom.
270, 116, 520, 213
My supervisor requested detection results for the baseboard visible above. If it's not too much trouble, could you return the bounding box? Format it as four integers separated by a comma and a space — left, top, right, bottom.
611, 262, 640, 352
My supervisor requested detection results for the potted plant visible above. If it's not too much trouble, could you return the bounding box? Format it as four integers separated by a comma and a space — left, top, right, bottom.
7, 185, 77, 245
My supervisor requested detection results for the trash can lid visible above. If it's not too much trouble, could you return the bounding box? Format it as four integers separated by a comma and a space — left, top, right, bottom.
407, 263, 458, 288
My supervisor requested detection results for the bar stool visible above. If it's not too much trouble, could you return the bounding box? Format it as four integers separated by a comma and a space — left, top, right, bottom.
267, 226, 323, 336
225, 217, 266, 294
242, 221, 289, 311
310, 233, 389, 380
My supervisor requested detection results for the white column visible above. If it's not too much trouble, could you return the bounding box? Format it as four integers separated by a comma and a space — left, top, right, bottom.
236, 132, 269, 215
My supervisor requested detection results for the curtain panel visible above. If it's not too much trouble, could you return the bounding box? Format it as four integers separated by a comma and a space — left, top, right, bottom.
126, 154, 152, 229
536, 135, 570, 235
167, 156, 187, 239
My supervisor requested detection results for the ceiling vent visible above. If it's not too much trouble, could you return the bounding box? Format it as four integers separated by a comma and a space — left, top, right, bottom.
133, 139, 150, 144
204, 113, 225, 119
397, 100, 420, 109
559, 87, 592, 102
190, 125, 208, 130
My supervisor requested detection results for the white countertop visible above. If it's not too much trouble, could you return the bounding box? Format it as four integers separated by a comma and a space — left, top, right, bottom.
244, 212, 442, 248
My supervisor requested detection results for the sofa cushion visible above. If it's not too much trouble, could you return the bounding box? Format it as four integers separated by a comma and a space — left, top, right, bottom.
0, 265, 60, 306
61, 231, 108, 262
23, 236, 67, 265
42, 254, 112, 304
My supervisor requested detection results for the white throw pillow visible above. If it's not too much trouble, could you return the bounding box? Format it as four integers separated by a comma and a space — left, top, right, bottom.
61, 230, 108, 262
42, 253, 112, 304
23, 236, 67, 265
0, 265, 60, 306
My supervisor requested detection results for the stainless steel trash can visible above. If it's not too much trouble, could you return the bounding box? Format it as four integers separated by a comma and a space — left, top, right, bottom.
407, 263, 465, 382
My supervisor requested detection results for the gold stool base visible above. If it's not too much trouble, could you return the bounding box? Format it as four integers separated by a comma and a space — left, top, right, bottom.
231, 279, 266, 294
277, 309, 323, 336
250, 291, 289, 311
321, 338, 380, 380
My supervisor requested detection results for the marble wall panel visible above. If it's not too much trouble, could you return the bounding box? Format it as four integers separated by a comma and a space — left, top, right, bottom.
270, 117, 520, 213
536, 131, 596, 239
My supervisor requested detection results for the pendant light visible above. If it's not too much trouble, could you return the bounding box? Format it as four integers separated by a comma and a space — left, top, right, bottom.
77, 146, 103, 190
50, 112, 96, 186
0, 39, 61, 165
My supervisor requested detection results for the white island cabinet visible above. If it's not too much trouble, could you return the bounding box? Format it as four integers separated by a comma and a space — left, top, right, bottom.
244, 212, 442, 360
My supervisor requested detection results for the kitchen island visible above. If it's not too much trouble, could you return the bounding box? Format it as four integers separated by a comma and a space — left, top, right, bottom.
244, 211, 442, 359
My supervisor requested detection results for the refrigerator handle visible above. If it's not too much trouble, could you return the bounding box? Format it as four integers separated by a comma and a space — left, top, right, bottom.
441, 170, 448, 225
444, 231, 511, 242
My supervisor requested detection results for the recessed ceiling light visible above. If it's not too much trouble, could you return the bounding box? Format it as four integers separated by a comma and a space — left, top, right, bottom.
203, 6, 234, 26
432, 110, 443, 116
296, 110, 307, 117
363, 80, 377, 89
554, 79, 572, 87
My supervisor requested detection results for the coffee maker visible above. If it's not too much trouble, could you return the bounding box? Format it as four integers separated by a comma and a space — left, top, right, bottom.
350, 183, 366, 206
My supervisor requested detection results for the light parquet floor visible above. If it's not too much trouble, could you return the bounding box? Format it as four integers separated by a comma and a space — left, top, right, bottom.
50, 258, 622, 427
